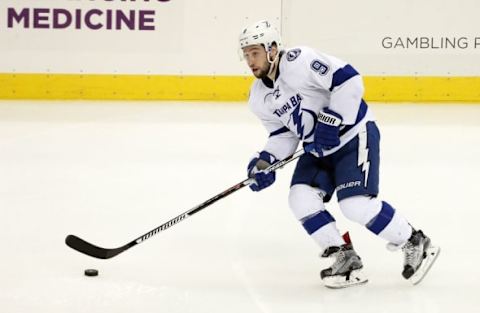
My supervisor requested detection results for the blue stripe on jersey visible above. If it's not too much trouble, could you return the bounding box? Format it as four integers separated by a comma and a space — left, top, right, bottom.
329, 64, 359, 92
269, 126, 290, 137
302, 210, 335, 235
366, 201, 395, 235
339, 99, 368, 136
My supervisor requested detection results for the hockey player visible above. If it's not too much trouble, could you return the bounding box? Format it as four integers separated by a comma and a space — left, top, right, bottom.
239, 20, 440, 288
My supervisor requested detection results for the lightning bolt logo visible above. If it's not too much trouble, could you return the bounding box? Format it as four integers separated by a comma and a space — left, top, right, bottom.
291, 105, 305, 137
358, 127, 370, 187
273, 86, 281, 99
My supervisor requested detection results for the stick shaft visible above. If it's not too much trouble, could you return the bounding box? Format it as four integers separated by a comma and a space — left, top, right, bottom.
66, 147, 307, 259
133, 147, 307, 244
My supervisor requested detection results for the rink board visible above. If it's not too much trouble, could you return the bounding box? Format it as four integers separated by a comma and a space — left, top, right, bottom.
1, 73, 480, 102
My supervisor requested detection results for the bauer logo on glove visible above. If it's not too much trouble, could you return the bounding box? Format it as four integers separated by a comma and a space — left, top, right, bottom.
314, 109, 343, 151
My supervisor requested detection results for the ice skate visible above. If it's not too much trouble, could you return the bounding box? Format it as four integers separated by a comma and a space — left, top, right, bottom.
320, 243, 368, 289
389, 229, 440, 285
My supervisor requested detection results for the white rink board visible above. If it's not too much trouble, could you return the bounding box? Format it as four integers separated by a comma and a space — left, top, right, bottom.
1, 0, 479, 75
281, 0, 480, 75
0, 0, 280, 74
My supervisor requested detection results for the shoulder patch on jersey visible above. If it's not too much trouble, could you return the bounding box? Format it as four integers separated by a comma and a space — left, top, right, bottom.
310, 60, 329, 75
286, 49, 302, 61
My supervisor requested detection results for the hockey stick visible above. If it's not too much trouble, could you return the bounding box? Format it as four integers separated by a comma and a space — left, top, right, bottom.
65, 146, 312, 259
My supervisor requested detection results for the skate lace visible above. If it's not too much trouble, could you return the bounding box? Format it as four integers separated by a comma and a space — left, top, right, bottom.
402, 241, 419, 266
331, 250, 347, 273
335, 251, 346, 263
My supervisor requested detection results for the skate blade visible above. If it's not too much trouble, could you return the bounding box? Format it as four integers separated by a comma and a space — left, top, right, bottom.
410, 246, 440, 285
323, 269, 368, 289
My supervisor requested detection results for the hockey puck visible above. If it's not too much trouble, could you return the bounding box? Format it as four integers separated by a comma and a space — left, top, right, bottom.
84, 269, 99, 277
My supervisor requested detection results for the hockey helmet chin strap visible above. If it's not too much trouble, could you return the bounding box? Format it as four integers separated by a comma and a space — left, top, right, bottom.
266, 45, 280, 76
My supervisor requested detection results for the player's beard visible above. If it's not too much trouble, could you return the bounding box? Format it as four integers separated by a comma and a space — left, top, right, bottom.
253, 61, 271, 79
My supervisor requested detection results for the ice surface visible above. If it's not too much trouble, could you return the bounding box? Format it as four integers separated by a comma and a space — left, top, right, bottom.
0, 100, 479, 313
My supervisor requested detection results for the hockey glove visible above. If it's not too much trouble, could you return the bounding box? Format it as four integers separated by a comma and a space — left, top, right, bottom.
247, 151, 278, 192
314, 109, 343, 152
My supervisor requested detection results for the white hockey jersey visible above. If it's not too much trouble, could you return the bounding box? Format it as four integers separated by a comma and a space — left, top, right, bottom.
248, 46, 374, 160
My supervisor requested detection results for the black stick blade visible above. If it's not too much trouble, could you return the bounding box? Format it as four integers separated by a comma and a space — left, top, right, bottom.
65, 235, 131, 259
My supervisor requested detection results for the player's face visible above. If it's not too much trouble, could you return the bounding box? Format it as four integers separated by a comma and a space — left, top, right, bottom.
242, 45, 271, 79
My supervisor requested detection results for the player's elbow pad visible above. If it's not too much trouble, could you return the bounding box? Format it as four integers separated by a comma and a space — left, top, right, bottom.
329, 76, 364, 124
